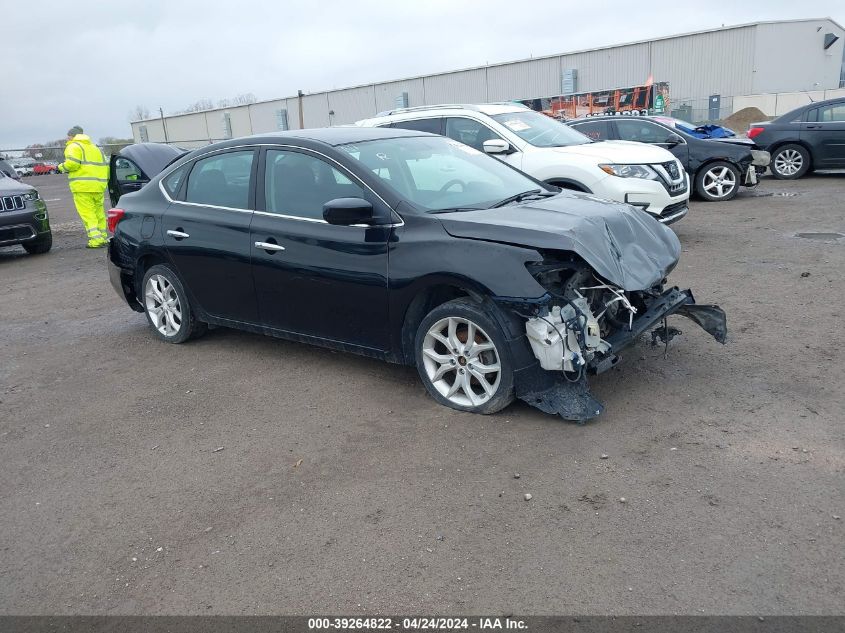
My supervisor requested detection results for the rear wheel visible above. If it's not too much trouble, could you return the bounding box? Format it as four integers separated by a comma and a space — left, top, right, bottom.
415, 298, 514, 415
770, 144, 810, 180
23, 233, 52, 254
141, 264, 206, 344
695, 161, 740, 201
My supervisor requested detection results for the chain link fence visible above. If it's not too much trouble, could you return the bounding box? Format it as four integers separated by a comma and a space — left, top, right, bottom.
665, 95, 735, 125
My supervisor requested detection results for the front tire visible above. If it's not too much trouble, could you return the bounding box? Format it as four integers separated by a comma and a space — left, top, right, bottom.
23, 233, 52, 254
141, 264, 206, 344
695, 161, 740, 201
770, 144, 810, 180
414, 298, 515, 415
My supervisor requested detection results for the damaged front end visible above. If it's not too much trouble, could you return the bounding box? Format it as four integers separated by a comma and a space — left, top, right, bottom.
499, 256, 727, 423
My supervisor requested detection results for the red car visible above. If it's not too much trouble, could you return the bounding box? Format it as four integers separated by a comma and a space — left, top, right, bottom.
33, 162, 58, 176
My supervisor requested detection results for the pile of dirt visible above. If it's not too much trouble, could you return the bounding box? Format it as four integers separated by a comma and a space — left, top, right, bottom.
720, 107, 772, 134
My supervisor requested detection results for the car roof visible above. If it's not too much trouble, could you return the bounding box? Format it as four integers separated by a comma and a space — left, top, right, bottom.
357, 103, 528, 125
779, 96, 845, 119
570, 115, 665, 122
246, 126, 435, 146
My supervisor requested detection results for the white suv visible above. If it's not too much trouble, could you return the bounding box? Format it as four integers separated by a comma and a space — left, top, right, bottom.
357, 104, 690, 224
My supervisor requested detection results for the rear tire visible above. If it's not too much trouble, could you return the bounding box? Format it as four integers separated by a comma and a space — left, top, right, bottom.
770, 144, 810, 180
414, 298, 515, 415
23, 233, 52, 254
141, 264, 206, 344
695, 161, 741, 202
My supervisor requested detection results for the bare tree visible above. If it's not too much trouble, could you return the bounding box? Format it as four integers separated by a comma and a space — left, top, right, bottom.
25, 141, 67, 161
233, 93, 257, 106
99, 137, 135, 155
128, 105, 151, 122
178, 99, 215, 114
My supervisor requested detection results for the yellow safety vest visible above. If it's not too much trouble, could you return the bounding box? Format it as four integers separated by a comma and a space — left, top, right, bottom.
60, 134, 109, 193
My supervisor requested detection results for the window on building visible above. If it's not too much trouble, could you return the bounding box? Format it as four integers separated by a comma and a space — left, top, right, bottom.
276, 109, 289, 131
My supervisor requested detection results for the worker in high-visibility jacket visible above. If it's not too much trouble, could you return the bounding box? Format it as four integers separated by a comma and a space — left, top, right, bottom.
57, 126, 110, 248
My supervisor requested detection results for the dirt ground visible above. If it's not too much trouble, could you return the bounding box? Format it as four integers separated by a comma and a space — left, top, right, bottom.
1, 173, 843, 615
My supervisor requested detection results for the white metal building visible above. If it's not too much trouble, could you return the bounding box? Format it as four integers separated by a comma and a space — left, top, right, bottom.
132, 18, 845, 147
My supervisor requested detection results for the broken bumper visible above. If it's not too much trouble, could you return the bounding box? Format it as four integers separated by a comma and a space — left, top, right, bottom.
513, 287, 726, 423
602, 286, 726, 354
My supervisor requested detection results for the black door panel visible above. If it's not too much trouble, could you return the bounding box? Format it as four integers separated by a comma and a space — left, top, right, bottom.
800, 104, 845, 166
250, 147, 391, 350
162, 149, 258, 323
250, 214, 390, 349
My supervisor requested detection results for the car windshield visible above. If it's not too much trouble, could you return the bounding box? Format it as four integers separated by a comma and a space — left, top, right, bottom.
491, 110, 592, 147
339, 135, 547, 212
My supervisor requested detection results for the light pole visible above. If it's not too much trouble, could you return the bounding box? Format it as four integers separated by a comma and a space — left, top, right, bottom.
159, 107, 169, 143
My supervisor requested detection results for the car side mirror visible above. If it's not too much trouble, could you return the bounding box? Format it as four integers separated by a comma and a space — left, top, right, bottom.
664, 133, 683, 147
482, 139, 511, 155
323, 197, 374, 225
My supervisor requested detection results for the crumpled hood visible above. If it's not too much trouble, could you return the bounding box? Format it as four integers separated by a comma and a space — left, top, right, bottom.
552, 140, 676, 164
437, 192, 682, 291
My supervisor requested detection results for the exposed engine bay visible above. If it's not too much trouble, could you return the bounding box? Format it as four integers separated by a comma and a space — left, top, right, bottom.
509, 258, 727, 423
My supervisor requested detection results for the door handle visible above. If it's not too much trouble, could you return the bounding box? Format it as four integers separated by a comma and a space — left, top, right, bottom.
806, 124, 822, 129
167, 229, 190, 239
255, 241, 285, 253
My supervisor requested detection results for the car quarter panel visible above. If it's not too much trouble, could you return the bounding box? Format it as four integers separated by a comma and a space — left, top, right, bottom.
385, 212, 548, 363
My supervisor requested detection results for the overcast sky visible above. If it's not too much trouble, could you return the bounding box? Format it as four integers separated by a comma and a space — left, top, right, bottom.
1, 0, 843, 148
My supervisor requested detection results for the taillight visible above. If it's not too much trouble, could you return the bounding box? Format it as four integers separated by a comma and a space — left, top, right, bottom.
107, 208, 125, 233
747, 126, 765, 140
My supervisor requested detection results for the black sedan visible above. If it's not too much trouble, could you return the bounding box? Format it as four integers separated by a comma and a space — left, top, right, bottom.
747, 96, 845, 179
108, 127, 726, 422
567, 115, 770, 202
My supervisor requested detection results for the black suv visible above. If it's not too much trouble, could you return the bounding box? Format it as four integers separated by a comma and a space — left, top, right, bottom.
0, 171, 52, 254
747, 97, 845, 179
567, 115, 770, 202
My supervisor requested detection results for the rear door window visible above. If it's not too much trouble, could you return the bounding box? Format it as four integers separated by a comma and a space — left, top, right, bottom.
615, 120, 674, 143
114, 157, 144, 182
571, 120, 611, 141
817, 103, 845, 122
162, 165, 188, 199
390, 118, 443, 135
185, 150, 255, 209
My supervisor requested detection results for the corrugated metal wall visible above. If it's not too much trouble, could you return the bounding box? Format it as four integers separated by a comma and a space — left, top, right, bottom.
652, 25, 756, 101
327, 85, 377, 124
486, 58, 560, 102
422, 68, 489, 104
374, 78, 426, 112
132, 20, 843, 143
560, 42, 651, 93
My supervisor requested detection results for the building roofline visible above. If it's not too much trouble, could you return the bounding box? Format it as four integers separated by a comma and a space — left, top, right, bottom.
131, 17, 844, 125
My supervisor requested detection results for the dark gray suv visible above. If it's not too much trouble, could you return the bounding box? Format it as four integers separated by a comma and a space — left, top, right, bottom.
0, 171, 52, 254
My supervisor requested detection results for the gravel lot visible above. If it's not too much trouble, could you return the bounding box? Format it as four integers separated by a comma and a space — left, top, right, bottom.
1, 173, 843, 615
